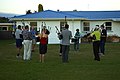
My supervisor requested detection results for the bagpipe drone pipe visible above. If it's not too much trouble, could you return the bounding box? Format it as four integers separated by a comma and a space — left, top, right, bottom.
82, 32, 96, 43
36, 22, 51, 42
36, 29, 50, 42
55, 26, 63, 40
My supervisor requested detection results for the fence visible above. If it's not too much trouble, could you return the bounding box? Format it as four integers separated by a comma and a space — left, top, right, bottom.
0, 31, 14, 40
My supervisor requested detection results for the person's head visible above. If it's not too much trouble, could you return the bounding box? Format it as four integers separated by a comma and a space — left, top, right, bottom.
76, 29, 79, 32
65, 24, 69, 29
101, 25, 105, 29
30, 27, 34, 30
43, 26, 46, 29
18, 25, 21, 29
25, 25, 29, 30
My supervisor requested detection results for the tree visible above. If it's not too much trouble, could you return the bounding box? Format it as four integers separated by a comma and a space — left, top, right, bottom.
38, 4, 43, 12
0, 17, 9, 23
26, 10, 32, 14
73, 9, 77, 11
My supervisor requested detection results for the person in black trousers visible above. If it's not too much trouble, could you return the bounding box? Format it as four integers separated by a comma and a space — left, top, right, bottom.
59, 24, 72, 63
89, 28, 101, 61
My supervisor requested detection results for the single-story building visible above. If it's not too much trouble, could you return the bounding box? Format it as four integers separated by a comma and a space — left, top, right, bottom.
0, 23, 13, 31
0, 23, 14, 39
10, 10, 120, 44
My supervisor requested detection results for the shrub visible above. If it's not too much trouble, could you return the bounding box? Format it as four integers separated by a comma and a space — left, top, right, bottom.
107, 35, 120, 42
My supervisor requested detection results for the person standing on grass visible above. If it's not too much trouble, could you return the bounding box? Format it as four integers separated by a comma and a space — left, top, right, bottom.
59, 39, 62, 56
15, 25, 23, 58
22, 25, 32, 60
88, 27, 101, 61
99, 25, 107, 56
74, 29, 81, 51
38, 26, 50, 63
57, 30, 62, 56
59, 24, 72, 63
30, 27, 36, 52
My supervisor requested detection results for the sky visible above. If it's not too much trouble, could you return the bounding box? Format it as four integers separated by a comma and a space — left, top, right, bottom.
0, 0, 120, 14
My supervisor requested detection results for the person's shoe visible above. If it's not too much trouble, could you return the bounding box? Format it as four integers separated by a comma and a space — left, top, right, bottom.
19, 55, 22, 58
16, 55, 19, 58
99, 53, 105, 56
59, 53, 62, 56
94, 58, 100, 61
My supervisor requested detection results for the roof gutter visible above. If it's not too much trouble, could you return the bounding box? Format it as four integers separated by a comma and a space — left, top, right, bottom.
10, 18, 87, 21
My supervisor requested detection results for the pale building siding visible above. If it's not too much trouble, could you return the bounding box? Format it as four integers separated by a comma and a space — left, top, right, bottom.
15, 20, 120, 44
112, 22, 120, 36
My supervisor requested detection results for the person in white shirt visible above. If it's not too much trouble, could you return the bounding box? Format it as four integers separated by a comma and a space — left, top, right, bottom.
15, 25, 23, 58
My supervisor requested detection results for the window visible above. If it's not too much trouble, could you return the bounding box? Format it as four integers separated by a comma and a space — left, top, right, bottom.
2, 27, 7, 31
0, 27, 7, 31
83, 22, 90, 31
30, 22, 37, 31
30, 22, 37, 26
105, 22, 112, 31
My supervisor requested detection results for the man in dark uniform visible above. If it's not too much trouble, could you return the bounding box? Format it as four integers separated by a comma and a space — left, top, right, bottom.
100, 25, 107, 56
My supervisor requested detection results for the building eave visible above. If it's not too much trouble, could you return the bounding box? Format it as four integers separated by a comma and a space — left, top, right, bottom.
10, 18, 87, 21
0, 23, 13, 26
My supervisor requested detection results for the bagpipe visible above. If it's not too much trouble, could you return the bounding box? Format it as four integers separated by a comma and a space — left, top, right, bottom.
83, 32, 96, 40
82, 28, 97, 42
36, 22, 51, 42
55, 26, 63, 40
54, 16, 68, 40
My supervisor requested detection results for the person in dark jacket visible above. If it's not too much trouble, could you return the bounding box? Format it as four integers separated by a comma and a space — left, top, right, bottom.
100, 25, 107, 56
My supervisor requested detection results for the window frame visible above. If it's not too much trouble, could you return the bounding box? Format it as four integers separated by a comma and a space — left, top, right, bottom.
105, 22, 112, 31
83, 22, 90, 31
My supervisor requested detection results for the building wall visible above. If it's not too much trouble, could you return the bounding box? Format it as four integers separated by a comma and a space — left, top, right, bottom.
81, 20, 120, 36
112, 21, 120, 36
15, 20, 120, 44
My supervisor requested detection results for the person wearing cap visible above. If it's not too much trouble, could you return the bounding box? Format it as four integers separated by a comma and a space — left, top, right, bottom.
89, 27, 101, 61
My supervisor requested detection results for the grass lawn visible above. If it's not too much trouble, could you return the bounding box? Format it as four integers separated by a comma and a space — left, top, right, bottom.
0, 40, 120, 80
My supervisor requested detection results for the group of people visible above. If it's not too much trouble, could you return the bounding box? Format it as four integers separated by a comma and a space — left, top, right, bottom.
88, 25, 107, 61
14, 25, 49, 63
58, 24, 107, 62
14, 23, 107, 63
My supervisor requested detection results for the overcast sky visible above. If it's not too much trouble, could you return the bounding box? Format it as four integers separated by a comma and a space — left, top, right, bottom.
0, 0, 120, 14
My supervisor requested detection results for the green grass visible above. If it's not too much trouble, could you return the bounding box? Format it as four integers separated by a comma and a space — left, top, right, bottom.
0, 40, 120, 80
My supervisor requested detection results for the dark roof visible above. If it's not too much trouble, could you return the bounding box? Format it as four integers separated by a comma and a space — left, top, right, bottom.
12, 10, 120, 20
